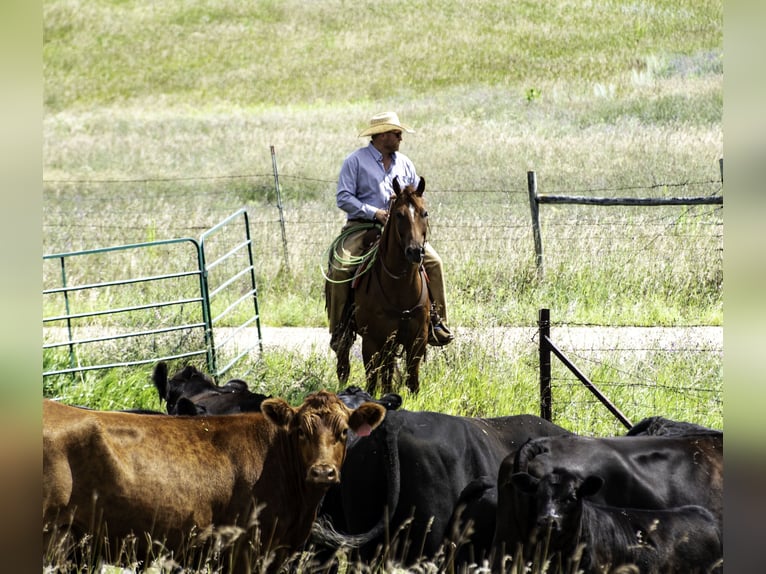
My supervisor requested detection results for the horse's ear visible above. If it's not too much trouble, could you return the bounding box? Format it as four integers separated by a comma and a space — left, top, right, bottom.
392, 177, 402, 196
415, 176, 426, 197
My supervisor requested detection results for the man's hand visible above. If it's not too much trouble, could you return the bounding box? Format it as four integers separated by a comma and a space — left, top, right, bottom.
374, 209, 388, 224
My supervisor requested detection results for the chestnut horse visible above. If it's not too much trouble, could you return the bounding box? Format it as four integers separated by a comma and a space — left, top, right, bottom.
335, 177, 431, 395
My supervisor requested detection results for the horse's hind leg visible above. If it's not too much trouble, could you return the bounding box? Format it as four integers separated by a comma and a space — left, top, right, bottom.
336, 347, 351, 384
381, 354, 397, 395
370, 339, 399, 395
335, 331, 355, 384
362, 341, 381, 397
405, 349, 425, 394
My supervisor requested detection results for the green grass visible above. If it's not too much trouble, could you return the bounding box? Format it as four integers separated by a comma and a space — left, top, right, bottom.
42, 0, 723, 422
42, 0, 723, 430
43, 0, 721, 112
43, 0, 722, 570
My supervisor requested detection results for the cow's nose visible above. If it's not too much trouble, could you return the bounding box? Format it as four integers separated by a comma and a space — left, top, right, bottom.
309, 464, 339, 484
539, 516, 561, 532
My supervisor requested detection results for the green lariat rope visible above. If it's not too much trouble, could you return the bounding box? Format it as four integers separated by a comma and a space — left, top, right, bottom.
321, 222, 381, 284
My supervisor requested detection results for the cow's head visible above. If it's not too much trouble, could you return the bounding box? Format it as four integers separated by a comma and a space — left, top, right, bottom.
511, 469, 603, 548
153, 362, 218, 414
261, 390, 386, 486
337, 385, 403, 411
152, 362, 269, 415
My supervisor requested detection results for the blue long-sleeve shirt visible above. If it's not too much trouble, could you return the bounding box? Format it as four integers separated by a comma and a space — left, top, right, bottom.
336, 143, 419, 221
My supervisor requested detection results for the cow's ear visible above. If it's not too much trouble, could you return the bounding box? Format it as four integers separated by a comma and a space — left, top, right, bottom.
380, 393, 403, 410
176, 397, 200, 416
348, 402, 386, 436
579, 475, 604, 498
510, 472, 539, 494
261, 398, 295, 428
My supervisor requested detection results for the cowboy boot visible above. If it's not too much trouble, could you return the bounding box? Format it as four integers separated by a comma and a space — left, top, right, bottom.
428, 303, 454, 346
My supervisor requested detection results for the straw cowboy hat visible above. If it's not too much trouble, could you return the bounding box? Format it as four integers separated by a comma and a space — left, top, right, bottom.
358, 111, 415, 137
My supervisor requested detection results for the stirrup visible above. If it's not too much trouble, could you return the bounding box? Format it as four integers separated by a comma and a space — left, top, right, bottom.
428, 323, 453, 346
428, 305, 454, 346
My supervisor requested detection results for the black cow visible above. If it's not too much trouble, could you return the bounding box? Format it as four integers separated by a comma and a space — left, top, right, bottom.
152, 362, 270, 415
493, 432, 723, 564
446, 475, 498, 566
152, 363, 402, 416
509, 469, 722, 573
313, 409, 571, 566
627, 415, 722, 437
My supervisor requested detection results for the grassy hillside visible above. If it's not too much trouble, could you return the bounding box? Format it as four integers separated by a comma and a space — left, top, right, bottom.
43, 0, 722, 324
44, 0, 721, 111
43, 0, 722, 393
43, 0, 722, 414
43, 0, 722, 185
42, 1, 723, 569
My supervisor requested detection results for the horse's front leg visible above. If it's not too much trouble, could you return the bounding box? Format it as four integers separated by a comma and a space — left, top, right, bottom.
380, 348, 397, 396
405, 339, 427, 394
404, 359, 420, 394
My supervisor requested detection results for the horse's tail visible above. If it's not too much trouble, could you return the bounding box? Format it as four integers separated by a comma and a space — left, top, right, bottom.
312, 415, 404, 552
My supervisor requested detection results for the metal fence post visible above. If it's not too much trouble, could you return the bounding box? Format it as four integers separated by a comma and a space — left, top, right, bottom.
195, 239, 217, 379
58, 256, 76, 370
538, 308, 552, 421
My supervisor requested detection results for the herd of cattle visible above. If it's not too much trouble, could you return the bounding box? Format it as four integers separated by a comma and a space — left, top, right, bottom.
43, 362, 723, 573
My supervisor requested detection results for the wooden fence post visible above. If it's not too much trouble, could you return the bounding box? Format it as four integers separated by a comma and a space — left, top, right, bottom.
527, 171, 544, 280
538, 308, 552, 421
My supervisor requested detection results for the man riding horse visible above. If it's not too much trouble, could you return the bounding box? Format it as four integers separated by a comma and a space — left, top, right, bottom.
326, 111, 453, 351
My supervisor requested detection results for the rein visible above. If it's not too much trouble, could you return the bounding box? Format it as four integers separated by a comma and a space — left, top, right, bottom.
371, 264, 429, 320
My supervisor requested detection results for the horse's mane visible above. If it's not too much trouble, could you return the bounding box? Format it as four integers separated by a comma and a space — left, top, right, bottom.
392, 182, 424, 208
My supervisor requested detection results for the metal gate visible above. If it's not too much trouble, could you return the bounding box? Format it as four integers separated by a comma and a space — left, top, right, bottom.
43, 209, 262, 381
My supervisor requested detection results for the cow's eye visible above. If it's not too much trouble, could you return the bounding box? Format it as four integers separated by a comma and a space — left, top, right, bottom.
297, 428, 306, 440
339, 428, 348, 441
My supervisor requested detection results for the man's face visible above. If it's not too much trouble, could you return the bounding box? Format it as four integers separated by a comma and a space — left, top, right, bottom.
377, 130, 402, 153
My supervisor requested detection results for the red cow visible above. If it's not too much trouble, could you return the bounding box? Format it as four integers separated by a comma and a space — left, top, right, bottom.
43, 391, 386, 571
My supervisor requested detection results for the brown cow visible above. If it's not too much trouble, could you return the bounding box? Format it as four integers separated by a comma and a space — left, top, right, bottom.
43, 391, 386, 571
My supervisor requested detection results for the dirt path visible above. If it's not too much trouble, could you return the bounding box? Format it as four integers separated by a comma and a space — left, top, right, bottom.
252, 325, 722, 356
44, 325, 722, 361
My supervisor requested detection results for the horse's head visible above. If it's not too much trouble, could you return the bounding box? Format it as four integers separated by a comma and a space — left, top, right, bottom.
390, 176, 428, 265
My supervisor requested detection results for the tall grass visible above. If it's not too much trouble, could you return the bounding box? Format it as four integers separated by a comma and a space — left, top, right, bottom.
43, 0, 721, 112
43, 0, 722, 570
43, 0, 724, 328
42, 0, 724, 421
42, 0, 723, 435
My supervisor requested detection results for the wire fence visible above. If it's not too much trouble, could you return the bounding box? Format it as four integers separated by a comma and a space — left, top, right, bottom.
43, 167, 723, 428
535, 309, 722, 435
43, 170, 723, 288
